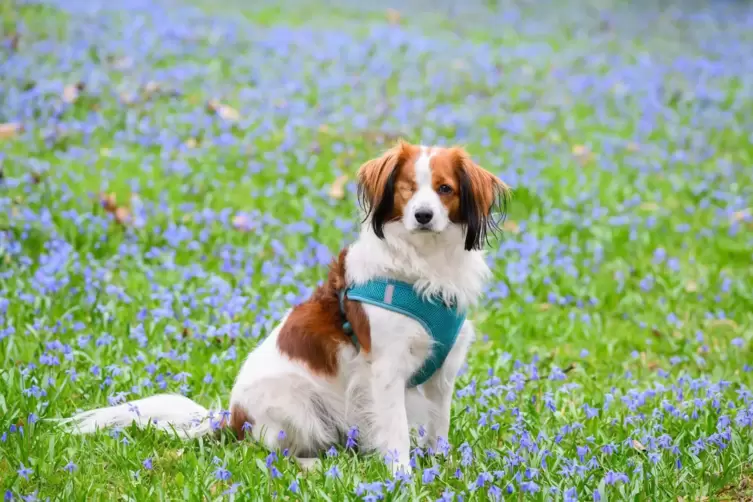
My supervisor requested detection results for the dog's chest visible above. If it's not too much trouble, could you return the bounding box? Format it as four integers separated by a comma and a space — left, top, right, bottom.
360, 303, 434, 378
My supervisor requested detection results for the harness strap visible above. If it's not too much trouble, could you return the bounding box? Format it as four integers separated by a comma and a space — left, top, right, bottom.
337, 278, 466, 388
338, 288, 360, 350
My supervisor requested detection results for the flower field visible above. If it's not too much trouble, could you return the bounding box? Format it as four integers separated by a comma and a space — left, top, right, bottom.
1, 0, 752, 500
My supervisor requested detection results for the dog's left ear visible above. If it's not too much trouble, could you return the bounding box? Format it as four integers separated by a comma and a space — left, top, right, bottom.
451, 148, 511, 251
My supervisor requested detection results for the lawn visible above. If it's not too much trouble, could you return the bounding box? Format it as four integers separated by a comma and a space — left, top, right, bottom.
2, 0, 753, 500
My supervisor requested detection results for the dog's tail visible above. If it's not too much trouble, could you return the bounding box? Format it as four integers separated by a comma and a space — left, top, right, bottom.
56, 394, 223, 439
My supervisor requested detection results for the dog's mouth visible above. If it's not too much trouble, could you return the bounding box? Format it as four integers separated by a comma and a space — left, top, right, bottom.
414, 225, 437, 233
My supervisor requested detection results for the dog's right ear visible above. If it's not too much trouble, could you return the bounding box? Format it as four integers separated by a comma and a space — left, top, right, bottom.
356, 140, 413, 239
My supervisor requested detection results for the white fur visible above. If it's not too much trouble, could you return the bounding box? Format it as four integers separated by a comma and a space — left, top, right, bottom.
403, 147, 450, 234
58, 145, 490, 477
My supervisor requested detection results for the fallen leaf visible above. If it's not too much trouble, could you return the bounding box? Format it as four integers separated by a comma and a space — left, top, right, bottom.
99, 192, 118, 213
232, 213, 252, 232
329, 175, 349, 200
685, 280, 698, 292
571, 144, 594, 164
98, 192, 131, 226
537, 303, 551, 311
114, 207, 131, 225
706, 319, 739, 330
184, 138, 198, 149
144, 81, 162, 94
62, 83, 81, 104
386, 8, 401, 24
0, 122, 22, 140
626, 142, 640, 152
632, 439, 646, 451
207, 99, 240, 122
502, 220, 520, 234
732, 208, 751, 222
8, 32, 20, 51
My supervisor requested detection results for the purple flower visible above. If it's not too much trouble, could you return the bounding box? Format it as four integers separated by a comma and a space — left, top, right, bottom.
17, 464, 32, 480
564, 487, 578, 502
326, 465, 340, 479
437, 489, 454, 502
223, 483, 242, 496
346, 426, 359, 449
604, 471, 629, 485
63, 461, 77, 473
142, 458, 153, 470
422, 466, 440, 484
214, 466, 231, 481
520, 481, 540, 494
289, 480, 299, 493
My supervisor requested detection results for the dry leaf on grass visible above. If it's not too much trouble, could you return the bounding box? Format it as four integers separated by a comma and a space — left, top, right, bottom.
571, 144, 595, 164
632, 439, 647, 451
98, 192, 131, 226
502, 220, 520, 234
329, 175, 349, 200
732, 208, 751, 222
232, 213, 252, 232
207, 99, 240, 122
386, 8, 401, 24
62, 82, 85, 104
706, 319, 739, 330
0, 123, 22, 140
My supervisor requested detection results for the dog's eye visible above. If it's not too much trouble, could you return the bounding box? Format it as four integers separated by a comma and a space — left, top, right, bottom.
437, 184, 453, 195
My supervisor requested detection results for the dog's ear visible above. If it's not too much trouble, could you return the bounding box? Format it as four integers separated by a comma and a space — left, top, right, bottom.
452, 148, 510, 251
357, 140, 413, 239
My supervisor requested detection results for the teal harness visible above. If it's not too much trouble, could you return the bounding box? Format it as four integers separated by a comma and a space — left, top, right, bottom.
338, 278, 467, 387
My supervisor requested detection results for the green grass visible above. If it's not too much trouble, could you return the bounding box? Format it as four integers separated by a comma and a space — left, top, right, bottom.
2, 0, 753, 500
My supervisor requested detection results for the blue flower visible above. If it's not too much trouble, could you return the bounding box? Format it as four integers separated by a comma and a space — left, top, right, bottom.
17, 464, 32, 480
214, 466, 231, 481
422, 466, 440, 484
326, 465, 340, 479
604, 471, 629, 485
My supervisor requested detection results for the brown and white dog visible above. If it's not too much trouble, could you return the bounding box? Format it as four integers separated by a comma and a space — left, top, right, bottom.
61, 140, 509, 475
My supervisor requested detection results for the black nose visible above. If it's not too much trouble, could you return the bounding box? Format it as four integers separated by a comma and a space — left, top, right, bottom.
415, 209, 433, 225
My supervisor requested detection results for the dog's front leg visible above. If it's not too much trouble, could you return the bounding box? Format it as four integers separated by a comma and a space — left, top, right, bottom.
421, 321, 475, 451
370, 358, 412, 476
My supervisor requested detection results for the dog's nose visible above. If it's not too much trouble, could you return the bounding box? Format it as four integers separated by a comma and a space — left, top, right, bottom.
415, 209, 433, 225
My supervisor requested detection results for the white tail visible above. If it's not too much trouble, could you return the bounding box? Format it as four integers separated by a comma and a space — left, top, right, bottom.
57, 394, 222, 439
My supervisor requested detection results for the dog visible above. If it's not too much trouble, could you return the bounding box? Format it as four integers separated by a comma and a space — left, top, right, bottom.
60, 140, 509, 475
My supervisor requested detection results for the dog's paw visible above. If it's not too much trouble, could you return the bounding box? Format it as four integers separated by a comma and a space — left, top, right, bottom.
389, 460, 412, 478
295, 457, 321, 472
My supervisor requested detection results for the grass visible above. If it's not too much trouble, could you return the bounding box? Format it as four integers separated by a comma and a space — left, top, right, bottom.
2, 0, 753, 500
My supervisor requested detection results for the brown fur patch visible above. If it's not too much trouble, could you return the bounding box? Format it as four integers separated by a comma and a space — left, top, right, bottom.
357, 140, 421, 223
426, 149, 463, 221
229, 403, 254, 440
276, 249, 371, 377
447, 146, 509, 218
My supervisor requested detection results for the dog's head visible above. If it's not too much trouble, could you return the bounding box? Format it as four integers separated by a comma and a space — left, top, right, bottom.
357, 140, 510, 251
